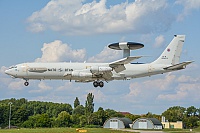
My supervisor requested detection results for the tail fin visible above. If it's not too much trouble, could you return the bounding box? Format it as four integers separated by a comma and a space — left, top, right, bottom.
152, 35, 185, 65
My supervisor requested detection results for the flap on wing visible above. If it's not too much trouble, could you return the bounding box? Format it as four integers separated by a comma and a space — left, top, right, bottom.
164, 61, 194, 70
109, 56, 142, 73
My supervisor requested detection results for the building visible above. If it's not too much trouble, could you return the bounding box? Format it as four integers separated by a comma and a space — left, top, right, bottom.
162, 121, 183, 129
103, 117, 132, 129
132, 118, 163, 129
161, 116, 183, 129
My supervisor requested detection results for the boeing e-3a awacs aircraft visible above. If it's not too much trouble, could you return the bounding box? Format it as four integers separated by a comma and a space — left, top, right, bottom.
5, 35, 193, 87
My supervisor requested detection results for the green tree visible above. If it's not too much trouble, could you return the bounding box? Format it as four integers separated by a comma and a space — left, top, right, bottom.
22, 113, 51, 128
125, 114, 140, 121
183, 116, 199, 128
162, 106, 186, 122
54, 111, 71, 127
96, 107, 107, 126
73, 105, 85, 115
0, 104, 9, 128
11, 106, 30, 126
187, 106, 197, 116
85, 93, 94, 114
146, 112, 153, 118
90, 112, 99, 125
85, 93, 94, 124
145, 112, 161, 121
71, 114, 80, 127
74, 97, 80, 108
105, 109, 124, 118
36, 113, 51, 127
79, 115, 87, 127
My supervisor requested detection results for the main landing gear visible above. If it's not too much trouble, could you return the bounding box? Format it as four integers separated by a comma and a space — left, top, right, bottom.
93, 81, 104, 88
24, 81, 29, 86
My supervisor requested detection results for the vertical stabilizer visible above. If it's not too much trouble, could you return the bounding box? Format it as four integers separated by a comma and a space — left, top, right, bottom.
152, 35, 185, 65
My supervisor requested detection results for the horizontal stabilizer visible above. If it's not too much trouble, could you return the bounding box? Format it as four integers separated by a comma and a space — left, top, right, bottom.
164, 61, 194, 70
109, 56, 142, 73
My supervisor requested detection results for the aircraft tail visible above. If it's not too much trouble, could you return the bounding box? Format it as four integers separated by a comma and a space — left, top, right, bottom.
152, 35, 185, 65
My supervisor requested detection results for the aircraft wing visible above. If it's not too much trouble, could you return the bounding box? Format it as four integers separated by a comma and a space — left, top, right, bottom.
109, 56, 142, 73
164, 61, 194, 70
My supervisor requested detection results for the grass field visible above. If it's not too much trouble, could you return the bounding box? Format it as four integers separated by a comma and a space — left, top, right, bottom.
0, 128, 137, 133
163, 127, 200, 133
0, 128, 200, 133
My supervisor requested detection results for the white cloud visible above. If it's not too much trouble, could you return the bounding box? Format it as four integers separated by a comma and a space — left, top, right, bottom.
35, 39, 122, 63
0, 66, 7, 74
56, 82, 74, 91
157, 82, 200, 102
0, 66, 10, 85
8, 80, 25, 90
38, 81, 52, 90
88, 46, 121, 62
35, 40, 86, 62
123, 73, 191, 103
177, 75, 199, 83
129, 82, 141, 97
86, 89, 107, 103
29, 94, 68, 103
176, 0, 200, 21
27, 0, 174, 35
28, 81, 53, 93
153, 35, 165, 48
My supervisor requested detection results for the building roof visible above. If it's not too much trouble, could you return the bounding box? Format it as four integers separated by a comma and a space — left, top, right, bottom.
104, 117, 132, 128
117, 117, 132, 128
133, 118, 162, 126
148, 118, 163, 125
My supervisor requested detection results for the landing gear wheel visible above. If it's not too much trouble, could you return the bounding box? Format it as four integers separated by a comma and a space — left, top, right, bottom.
93, 81, 99, 87
93, 81, 104, 87
99, 81, 104, 88
24, 81, 29, 86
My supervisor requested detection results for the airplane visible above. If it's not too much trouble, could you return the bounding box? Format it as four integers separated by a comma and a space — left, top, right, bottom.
5, 35, 193, 88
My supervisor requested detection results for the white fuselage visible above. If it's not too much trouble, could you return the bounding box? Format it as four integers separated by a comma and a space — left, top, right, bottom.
5, 62, 169, 82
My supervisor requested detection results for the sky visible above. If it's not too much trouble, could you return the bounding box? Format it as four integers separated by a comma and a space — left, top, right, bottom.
0, 0, 200, 115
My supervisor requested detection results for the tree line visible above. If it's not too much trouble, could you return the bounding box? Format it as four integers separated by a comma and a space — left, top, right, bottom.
0, 94, 199, 129
0, 93, 124, 128
162, 106, 200, 128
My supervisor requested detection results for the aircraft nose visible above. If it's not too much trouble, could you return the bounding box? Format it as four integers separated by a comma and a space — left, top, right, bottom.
5, 70, 11, 75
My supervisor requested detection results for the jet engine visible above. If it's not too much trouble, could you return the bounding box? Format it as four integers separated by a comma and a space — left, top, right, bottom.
90, 66, 112, 74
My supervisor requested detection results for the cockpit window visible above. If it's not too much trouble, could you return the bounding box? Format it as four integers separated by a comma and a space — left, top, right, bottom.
9, 66, 17, 69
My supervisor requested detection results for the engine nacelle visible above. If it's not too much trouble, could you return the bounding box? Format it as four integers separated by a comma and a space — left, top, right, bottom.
71, 71, 92, 78
90, 66, 112, 74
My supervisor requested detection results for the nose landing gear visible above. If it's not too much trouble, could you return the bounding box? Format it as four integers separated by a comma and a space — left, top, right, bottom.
24, 81, 29, 86
93, 81, 104, 88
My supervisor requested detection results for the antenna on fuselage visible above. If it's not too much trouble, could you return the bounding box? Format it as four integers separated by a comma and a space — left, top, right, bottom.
108, 42, 144, 58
